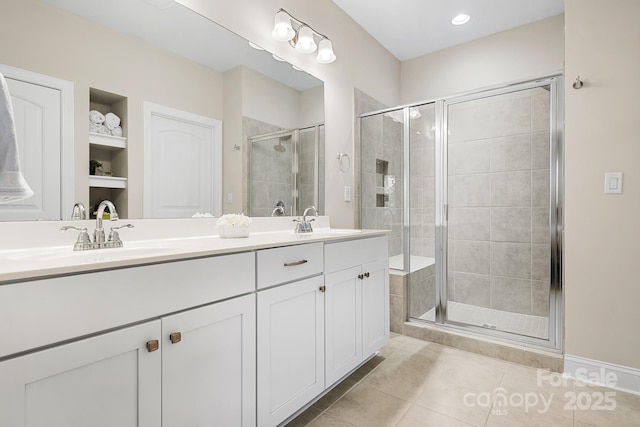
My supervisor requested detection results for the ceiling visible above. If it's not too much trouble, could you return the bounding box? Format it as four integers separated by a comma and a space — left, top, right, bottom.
331, 0, 564, 61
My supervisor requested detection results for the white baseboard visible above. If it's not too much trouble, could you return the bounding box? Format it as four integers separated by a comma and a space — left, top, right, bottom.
564, 354, 640, 395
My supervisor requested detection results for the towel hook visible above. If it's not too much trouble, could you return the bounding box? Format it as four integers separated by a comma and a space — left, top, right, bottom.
336, 153, 350, 172
572, 75, 584, 89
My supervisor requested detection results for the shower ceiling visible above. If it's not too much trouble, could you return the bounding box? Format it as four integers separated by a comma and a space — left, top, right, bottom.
331, 0, 564, 61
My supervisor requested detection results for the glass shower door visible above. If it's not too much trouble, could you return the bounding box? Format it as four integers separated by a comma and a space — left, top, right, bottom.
249, 131, 296, 216
444, 83, 556, 340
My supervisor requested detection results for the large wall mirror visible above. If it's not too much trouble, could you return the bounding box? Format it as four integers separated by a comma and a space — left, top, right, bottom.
0, 0, 324, 221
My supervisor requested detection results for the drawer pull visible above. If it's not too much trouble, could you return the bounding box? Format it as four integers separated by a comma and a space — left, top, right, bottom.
169, 332, 182, 344
284, 259, 308, 267
146, 340, 159, 352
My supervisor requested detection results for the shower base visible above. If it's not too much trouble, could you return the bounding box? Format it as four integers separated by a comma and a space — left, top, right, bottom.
419, 301, 549, 339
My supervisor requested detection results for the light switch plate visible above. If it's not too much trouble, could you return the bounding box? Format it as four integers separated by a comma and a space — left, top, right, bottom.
604, 172, 623, 194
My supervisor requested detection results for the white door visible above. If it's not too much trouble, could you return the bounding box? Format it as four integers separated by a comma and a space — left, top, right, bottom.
0, 78, 61, 221
324, 265, 363, 386
362, 259, 390, 357
162, 295, 256, 427
144, 102, 222, 218
0, 321, 162, 427
257, 277, 325, 427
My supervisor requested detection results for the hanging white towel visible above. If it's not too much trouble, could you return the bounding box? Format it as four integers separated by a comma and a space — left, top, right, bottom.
0, 73, 33, 203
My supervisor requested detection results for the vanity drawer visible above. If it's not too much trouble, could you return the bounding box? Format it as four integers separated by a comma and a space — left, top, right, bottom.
325, 236, 388, 274
257, 243, 323, 289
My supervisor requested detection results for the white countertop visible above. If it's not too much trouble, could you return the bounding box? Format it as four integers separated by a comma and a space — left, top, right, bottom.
0, 224, 387, 284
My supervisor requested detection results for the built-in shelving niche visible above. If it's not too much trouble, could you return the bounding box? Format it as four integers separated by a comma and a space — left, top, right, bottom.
89, 88, 128, 219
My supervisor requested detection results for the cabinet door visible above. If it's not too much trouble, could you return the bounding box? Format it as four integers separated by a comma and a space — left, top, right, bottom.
325, 266, 363, 386
362, 258, 390, 357
257, 277, 325, 427
162, 294, 256, 427
0, 321, 161, 427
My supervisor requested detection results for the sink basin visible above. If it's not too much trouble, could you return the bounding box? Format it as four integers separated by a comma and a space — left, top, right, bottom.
307, 228, 362, 235
7, 244, 174, 262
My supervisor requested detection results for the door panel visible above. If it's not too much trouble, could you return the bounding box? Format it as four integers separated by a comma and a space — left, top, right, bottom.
144, 103, 221, 218
0, 78, 61, 221
0, 321, 161, 427
162, 295, 256, 427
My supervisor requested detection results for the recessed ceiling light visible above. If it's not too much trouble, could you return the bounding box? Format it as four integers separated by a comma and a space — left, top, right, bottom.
451, 14, 471, 25
249, 42, 264, 50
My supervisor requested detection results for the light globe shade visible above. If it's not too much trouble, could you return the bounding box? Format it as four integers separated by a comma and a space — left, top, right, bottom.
295, 25, 317, 53
316, 38, 336, 63
272, 10, 295, 41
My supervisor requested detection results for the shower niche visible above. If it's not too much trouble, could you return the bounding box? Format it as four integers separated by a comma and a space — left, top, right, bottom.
375, 159, 395, 208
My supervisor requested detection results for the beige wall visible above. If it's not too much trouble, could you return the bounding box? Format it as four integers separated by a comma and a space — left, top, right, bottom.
0, 0, 224, 218
177, 0, 401, 227
564, 0, 640, 369
400, 15, 564, 103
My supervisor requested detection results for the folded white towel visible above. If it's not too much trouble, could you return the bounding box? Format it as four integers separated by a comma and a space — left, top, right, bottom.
89, 122, 102, 133
104, 112, 120, 130
96, 124, 110, 135
111, 126, 123, 137
0, 73, 33, 203
89, 110, 105, 124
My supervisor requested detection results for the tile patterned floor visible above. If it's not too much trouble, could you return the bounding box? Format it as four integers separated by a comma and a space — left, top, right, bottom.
286, 334, 640, 427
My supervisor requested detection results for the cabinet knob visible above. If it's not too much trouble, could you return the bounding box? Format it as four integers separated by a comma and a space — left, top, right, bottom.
169, 332, 182, 344
358, 274, 364, 280
364, 272, 370, 278
146, 340, 159, 352
319, 285, 326, 293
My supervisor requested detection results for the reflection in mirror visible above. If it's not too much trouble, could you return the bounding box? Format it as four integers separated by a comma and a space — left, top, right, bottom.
0, 0, 324, 220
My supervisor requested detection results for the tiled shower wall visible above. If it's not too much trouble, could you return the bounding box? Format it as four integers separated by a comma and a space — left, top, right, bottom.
357, 98, 404, 257
298, 126, 325, 216
242, 117, 289, 217
448, 88, 551, 317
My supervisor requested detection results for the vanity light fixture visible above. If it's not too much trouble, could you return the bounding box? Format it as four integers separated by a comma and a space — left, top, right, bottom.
451, 13, 471, 25
271, 8, 336, 64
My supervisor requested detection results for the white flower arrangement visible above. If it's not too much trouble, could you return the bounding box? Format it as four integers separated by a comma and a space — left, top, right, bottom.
216, 213, 252, 238
216, 213, 252, 228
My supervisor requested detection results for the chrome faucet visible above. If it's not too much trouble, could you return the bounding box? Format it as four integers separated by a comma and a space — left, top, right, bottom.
271, 201, 285, 216
294, 206, 318, 233
303, 206, 318, 223
61, 200, 133, 250
94, 200, 119, 248
71, 202, 87, 220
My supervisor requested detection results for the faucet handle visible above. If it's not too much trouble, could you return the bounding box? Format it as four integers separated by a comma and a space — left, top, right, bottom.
107, 224, 134, 248
60, 226, 92, 251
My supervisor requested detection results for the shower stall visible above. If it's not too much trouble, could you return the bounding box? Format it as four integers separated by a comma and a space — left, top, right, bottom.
247, 124, 324, 217
360, 76, 563, 349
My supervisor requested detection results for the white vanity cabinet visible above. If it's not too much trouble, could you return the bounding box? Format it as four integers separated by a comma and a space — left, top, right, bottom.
256, 243, 325, 427
162, 294, 256, 427
0, 252, 256, 427
324, 236, 389, 387
0, 321, 162, 427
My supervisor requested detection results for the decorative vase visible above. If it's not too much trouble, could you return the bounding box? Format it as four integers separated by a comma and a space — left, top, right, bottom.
218, 225, 250, 238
